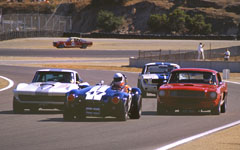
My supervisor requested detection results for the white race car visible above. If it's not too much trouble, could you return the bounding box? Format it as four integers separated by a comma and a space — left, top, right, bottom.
13, 69, 89, 113
138, 62, 180, 97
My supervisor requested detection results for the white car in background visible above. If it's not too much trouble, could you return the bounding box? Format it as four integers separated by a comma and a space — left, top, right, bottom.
13, 69, 89, 113
138, 62, 180, 97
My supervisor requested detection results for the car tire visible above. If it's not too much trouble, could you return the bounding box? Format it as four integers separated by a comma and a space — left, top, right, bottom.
80, 44, 87, 49
221, 100, 227, 113
137, 80, 147, 98
157, 102, 166, 115
30, 107, 39, 113
129, 96, 142, 119
63, 108, 74, 121
117, 103, 128, 121
13, 97, 24, 114
211, 102, 221, 115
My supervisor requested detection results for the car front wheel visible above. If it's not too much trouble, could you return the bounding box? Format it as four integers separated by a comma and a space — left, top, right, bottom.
13, 97, 24, 114
63, 107, 74, 121
129, 96, 142, 119
157, 102, 167, 115
211, 102, 221, 115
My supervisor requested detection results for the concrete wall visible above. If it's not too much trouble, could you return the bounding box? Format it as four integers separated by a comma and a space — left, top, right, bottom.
129, 57, 240, 73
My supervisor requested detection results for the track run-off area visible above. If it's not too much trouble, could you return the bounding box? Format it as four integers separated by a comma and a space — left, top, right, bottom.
0, 38, 240, 150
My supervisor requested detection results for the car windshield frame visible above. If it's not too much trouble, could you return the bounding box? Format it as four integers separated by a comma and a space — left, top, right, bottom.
32, 71, 74, 83
168, 71, 217, 85
145, 65, 176, 74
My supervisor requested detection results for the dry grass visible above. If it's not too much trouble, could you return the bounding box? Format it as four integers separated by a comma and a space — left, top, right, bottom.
0, 78, 9, 89
28, 64, 142, 73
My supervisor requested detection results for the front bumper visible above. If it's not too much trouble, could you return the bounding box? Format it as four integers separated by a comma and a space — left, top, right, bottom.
71, 100, 123, 117
158, 97, 219, 110
142, 84, 158, 93
15, 94, 65, 105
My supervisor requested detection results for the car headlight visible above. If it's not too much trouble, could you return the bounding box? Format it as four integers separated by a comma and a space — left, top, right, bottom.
112, 96, 120, 104
209, 92, 217, 99
67, 94, 76, 102
143, 79, 148, 84
159, 90, 166, 97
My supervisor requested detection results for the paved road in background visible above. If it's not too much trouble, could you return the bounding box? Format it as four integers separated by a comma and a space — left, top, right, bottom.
0, 48, 139, 58
0, 65, 240, 150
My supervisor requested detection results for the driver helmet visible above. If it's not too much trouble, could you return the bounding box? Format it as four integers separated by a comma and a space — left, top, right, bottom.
113, 73, 125, 88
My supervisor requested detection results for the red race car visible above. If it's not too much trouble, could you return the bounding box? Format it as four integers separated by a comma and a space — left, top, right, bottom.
53, 37, 93, 49
157, 68, 228, 115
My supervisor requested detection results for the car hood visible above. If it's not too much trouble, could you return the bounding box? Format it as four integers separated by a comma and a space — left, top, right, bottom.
14, 82, 79, 96
161, 83, 217, 91
142, 73, 169, 80
71, 85, 129, 102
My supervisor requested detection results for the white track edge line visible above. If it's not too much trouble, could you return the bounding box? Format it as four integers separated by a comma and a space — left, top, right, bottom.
155, 120, 240, 150
156, 80, 240, 150
0, 76, 14, 92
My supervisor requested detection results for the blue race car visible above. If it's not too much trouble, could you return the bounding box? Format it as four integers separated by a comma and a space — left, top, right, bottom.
63, 73, 142, 121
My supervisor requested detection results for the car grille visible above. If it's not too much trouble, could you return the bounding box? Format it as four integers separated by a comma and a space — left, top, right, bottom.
170, 90, 205, 98
19, 95, 65, 102
85, 100, 103, 115
152, 79, 164, 84
85, 100, 102, 107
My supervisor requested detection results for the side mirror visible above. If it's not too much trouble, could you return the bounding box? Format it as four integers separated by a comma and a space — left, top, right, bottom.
163, 80, 167, 84
96, 80, 104, 85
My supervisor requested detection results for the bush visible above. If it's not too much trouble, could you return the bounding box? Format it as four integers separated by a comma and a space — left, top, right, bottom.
97, 10, 124, 32
147, 14, 168, 32
187, 14, 212, 34
148, 8, 212, 35
91, 0, 130, 6
168, 9, 187, 33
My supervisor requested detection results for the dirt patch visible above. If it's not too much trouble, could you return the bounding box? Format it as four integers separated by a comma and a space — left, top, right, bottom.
0, 78, 9, 89
172, 125, 240, 150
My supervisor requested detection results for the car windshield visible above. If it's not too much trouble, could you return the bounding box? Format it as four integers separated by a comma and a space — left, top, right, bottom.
32, 71, 74, 83
146, 65, 175, 74
169, 71, 216, 85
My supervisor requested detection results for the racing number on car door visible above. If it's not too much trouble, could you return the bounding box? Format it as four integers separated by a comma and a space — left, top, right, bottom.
86, 86, 108, 101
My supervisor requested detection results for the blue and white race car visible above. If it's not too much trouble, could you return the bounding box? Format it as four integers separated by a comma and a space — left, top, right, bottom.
137, 62, 180, 97
63, 74, 142, 121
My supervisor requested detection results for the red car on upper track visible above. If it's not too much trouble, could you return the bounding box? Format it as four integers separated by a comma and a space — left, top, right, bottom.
53, 37, 93, 49
157, 68, 228, 115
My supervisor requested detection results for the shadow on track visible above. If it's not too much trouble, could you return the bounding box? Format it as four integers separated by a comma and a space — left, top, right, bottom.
39, 117, 128, 123
142, 111, 212, 116
0, 110, 62, 115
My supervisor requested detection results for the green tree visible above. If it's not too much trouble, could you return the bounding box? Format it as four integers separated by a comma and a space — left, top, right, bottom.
188, 14, 212, 34
97, 10, 124, 32
168, 9, 187, 33
147, 14, 168, 32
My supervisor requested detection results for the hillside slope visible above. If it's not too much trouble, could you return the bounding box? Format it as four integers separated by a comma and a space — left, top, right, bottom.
1, 0, 240, 35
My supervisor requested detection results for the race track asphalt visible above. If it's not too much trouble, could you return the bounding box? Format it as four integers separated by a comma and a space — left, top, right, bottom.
0, 65, 240, 150
0, 48, 138, 58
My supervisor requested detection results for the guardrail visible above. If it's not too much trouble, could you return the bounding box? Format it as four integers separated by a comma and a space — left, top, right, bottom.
137, 46, 240, 61
0, 31, 239, 41
64, 32, 240, 40
0, 31, 64, 41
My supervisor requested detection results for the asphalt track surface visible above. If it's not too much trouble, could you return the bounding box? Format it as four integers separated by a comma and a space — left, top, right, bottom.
0, 48, 138, 58
1, 65, 240, 150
